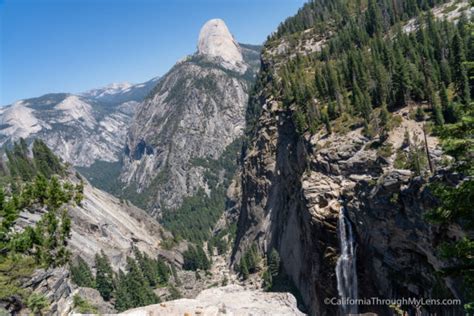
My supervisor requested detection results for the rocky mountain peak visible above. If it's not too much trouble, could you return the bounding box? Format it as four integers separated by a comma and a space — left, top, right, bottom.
197, 19, 244, 68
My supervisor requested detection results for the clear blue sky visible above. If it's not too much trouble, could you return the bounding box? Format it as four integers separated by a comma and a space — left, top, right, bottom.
0, 0, 306, 105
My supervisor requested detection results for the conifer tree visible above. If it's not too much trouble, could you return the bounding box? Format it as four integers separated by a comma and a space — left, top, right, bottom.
452, 32, 470, 104
366, 0, 383, 36
432, 90, 445, 126
123, 257, 158, 309
114, 270, 131, 312
47, 176, 65, 210
70, 257, 95, 288
95, 252, 114, 301
239, 256, 249, 280
328, 101, 337, 120
32, 139, 63, 178
156, 258, 170, 284
379, 103, 390, 141
268, 248, 281, 277
321, 112, 332, 135
34, 174, 49, 204
392, 48, 412, 107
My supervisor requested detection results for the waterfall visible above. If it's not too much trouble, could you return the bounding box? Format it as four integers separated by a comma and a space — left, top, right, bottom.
335, 206, 358, 315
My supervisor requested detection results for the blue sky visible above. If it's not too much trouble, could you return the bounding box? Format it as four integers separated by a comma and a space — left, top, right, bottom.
0, 0, 306, 105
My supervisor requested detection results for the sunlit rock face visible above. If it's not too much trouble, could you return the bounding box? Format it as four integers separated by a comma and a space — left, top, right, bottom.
121, 19, 260, 214
197, 18, 244, 67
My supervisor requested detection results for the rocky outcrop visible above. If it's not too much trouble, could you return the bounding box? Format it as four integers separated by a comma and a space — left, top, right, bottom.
73, 287, 116, 314
21, 267, 73, 315
13, 170, 181, 315
233, 100, 466, 315
197, 19, 246, 72
0, 77, 158, 167
121, 19, 260, 214
119, 284, 304, 315
230, 1, 472, 314
16, 170, 179, 271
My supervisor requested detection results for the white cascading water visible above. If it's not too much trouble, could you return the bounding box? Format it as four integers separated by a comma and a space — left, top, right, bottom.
335, 207, 358, 315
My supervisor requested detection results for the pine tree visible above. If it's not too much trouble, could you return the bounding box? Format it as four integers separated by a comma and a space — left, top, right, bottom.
373, 62, 390, 106
440, 83, 449, 110
239, 256, 249, 280
415, 106, 425, 121
196, 245, 210, 270
47, 176, 66, 210
0, 201, 18, 241
134, 249, 161, 287
361, 89, 373, 123
156, 258, 170, 284
325, 62, 341, 101
34, 174, 49, 204
32, 139, 63, 178
26, 293, 49, 315
366, 0, 383, 36
321, 112, 332, 135
70, 257, 95, 288
183, 245, 198, 271
425, 108, 474, 304
379, 103, 390, 141
114, 270, 131, 312
123, 257, 158, 309
7, 139, 36, 181
95, 252, 114, 301
327, 101, 337, 120
262, 269, 273, 290
433, 104, 445, 126
452, 32, 470, 105
268, 248, 281, 277
392, 48, 411, 107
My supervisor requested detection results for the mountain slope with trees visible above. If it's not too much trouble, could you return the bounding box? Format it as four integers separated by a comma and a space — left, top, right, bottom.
232, 0, 473, 314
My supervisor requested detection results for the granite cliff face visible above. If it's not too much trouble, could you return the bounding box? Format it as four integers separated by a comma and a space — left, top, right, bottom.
16, 171, 173, 271
0, 78, 158, 167
197, 19, 246, 72
231, 2, 470, 315
233, 99, 465, 316
121, 19, 260, 213
11, 169, 176, 315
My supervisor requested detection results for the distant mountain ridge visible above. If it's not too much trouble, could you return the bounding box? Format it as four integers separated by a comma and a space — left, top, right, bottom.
0, 77, 159, 166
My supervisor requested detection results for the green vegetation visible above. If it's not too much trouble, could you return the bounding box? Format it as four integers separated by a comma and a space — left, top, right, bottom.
162, 138, 242, 243
70, 256, 95, 288
0, 139, 80, 311
0, 255, 36, 302
182, 244, 210, 271
237, 244, 261, 280
94, 251, 114, 301
6, 139, 64, 182
72, 294, 98, 314
208, 226, 235, 256
76, 160, 121, 196
26, 292, 49, 315
245, 1, 473, 313
393, 132, 429, 175
73, 249, 170, 312
248, 0, 471, 139
263, 248, 281, 290
167, 284, 182, 300
134, 248, 170, 286
425, 105, 474, 312
76, 160, 150, 210
114, 257, 159, 312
